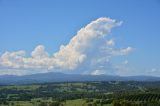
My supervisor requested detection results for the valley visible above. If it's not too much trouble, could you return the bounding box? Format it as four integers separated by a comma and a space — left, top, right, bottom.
0, 81, 160, 106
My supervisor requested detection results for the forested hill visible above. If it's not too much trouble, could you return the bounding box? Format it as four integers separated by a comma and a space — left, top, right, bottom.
0, 72, 160, 85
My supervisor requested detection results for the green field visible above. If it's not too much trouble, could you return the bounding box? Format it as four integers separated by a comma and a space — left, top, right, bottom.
0, 81, 160, 106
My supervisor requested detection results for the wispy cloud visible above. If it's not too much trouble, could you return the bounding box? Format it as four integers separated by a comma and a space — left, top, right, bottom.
122, 60, 129, 65
91, 70, 105, 75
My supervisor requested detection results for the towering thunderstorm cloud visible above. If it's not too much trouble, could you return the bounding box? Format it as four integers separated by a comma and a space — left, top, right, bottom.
0, 17, 133, 75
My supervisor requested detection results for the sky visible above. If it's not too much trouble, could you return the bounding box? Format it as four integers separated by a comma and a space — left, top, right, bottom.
0, 0, 160, 76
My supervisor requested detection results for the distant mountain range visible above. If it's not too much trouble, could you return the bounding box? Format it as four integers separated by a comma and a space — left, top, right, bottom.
0, 72, 160, 85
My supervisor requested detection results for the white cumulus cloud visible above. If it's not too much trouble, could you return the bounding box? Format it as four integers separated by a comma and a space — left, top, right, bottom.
31, 45, 49, 59
0, 17, 133, 75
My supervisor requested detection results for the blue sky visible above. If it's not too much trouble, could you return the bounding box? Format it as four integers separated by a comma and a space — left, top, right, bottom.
0, 0, 160, 76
